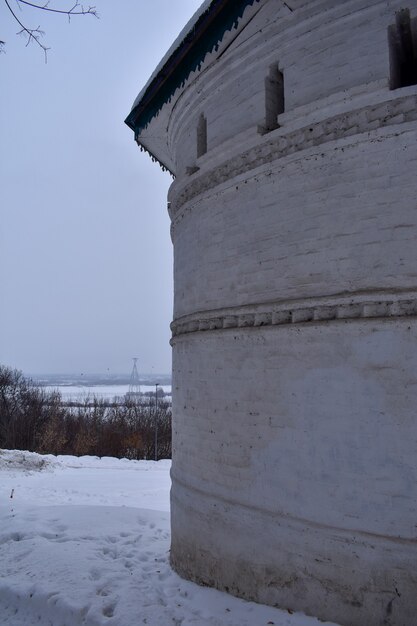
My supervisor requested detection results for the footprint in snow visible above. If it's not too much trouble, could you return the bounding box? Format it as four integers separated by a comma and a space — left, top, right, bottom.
157, 568, 170, 582
89, 568, 101, 581
101, 546, 118, 559
137, 550, 153, 563
96, 586, 110, 597
137, 518, 148, 526
102, 601, 116, 617
122, 550, 134, 559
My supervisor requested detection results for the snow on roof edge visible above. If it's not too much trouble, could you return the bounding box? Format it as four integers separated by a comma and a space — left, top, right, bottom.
126, 0, 262, 138
125, 0, 261, 174
131, 0, 213, 112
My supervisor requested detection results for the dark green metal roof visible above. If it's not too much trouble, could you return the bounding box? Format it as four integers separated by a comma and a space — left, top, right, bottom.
125, 0, 261, 140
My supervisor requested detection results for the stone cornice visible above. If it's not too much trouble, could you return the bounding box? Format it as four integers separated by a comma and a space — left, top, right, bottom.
170, 290, 417, 340
169, 92, 417, 224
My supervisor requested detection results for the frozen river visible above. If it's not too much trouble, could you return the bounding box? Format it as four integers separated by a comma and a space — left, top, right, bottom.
42, 384, 171, 402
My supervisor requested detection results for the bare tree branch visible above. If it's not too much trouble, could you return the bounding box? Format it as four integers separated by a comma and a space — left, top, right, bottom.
17, 1, 98, 19
2, 0, 99, 61
4, 0, 49, 61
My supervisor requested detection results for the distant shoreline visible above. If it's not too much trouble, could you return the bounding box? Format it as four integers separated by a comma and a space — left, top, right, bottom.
28, 373, 172, 387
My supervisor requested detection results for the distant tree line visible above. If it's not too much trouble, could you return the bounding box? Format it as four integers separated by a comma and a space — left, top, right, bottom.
0, 365, 171, 459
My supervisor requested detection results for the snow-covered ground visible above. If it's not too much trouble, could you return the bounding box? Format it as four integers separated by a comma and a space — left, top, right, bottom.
0, 450, 339, 626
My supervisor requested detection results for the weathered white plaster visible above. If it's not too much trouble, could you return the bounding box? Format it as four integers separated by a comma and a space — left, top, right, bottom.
171, 319, 417, 626
129, 1, 417, 624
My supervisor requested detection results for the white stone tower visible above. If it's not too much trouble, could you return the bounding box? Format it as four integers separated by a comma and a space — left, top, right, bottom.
126, 2, 417, 624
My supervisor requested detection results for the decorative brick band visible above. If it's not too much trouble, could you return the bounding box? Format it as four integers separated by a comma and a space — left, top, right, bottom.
169, 92, 417, 222
170, 291, 417, 340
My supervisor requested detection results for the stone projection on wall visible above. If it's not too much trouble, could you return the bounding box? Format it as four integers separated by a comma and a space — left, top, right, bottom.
125, 2, 417, 625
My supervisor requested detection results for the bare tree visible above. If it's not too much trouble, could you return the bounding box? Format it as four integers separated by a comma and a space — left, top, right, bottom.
2, 1, 98, 61
0, 365, 62, 451
0, 365, 172, 459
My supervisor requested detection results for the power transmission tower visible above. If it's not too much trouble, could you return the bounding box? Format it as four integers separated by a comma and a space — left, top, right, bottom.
126, 357, 141, 401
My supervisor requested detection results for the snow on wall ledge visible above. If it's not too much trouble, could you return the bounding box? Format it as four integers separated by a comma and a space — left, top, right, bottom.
128, 1, 417, 625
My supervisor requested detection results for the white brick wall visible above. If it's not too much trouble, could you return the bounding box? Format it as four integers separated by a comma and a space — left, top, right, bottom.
172, 124, 417, 318
171, 320, 417, 624
133, 1, 417, 624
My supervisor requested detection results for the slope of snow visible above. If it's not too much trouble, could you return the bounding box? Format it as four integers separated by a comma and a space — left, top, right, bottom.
0, 450, 339, 626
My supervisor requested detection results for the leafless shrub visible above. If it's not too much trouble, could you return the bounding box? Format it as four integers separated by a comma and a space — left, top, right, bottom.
0, 365, 172, 459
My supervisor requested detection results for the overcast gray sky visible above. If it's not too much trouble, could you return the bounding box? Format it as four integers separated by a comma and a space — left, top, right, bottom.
0, 0, 201, 376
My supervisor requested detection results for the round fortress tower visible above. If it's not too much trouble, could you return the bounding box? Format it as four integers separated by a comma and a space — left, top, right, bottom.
126, 2, 417, 624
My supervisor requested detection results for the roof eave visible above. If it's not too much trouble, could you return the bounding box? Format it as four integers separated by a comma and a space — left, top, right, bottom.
125, 0, 261, 139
